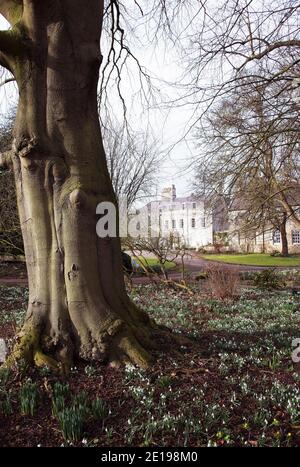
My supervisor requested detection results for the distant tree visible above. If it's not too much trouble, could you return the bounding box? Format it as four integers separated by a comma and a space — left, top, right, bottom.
103, 120, 160, 208
0, 113, 23, 255
194, 79, 300, 255
186, 0, 300, 122
123, 233, 186, 281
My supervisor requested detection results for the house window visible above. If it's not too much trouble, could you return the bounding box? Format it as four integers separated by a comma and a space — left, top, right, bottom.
273, 230, 281, 244
172, 219, 176, 229
201, 217, 206, 228
292, 230, 300, 244
182, 203, 185, 210
192, 202, 196, 209
191, 218, 196, 228
180, 219, 184, 228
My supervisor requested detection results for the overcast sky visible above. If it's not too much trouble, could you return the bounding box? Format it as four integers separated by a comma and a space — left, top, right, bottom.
0, 12, 200, 200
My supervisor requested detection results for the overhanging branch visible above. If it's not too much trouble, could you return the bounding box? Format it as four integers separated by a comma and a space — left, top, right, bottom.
0, 0, 23, 26
0, 26, 28, 71
0, 29, 24, 56
240, 40, 300, 69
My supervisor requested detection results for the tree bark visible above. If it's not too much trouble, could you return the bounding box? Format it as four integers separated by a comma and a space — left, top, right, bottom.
1, 0, 166, 372
280, 218, 289, 257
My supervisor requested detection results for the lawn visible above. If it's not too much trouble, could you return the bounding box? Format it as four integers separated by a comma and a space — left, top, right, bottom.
202, 253, 300, 267
0, 282, 300, 447
133, 257, 176, 271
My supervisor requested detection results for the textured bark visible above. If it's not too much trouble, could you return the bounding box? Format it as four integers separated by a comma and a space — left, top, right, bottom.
280, 218, 289, 257
1, 0, 165, 372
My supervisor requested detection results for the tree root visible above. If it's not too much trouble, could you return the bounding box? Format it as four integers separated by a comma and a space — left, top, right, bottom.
114, 331, 153, 369
4, 325, 64, 374
33, 350, 61, 372
3, 311, 192, 375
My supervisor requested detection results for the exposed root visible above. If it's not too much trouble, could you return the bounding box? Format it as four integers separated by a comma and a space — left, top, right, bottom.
105, 317, 192, 369
33, 350, 61, 372
166, 330, 193, 347
116, 331, 153, 369
4, 324, 65, 374
5, 324, 40, 368
3, 307, 193, 375
97, 318, 153, 369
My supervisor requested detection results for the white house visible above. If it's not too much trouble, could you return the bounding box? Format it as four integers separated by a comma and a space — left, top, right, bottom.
132, 185, 215, 248
228, 195, 300, 254
132, 185, 300, 254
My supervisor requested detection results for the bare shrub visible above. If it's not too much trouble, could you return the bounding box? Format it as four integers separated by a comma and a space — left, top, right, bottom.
206, 264, 240, 300
0, 170, 23, 256
0, 116, 24, 257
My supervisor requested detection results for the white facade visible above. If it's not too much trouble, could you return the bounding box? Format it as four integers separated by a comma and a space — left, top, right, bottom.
229, 209, 300, 254
132, 187, 300, 253
132, 185, 214, 248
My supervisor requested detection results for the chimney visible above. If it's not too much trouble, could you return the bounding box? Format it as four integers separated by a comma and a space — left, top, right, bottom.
171, 184, 176, 201
161, 185, 176, 201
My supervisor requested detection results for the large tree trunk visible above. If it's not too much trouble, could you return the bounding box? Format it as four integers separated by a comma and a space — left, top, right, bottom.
0, 1, 162, 372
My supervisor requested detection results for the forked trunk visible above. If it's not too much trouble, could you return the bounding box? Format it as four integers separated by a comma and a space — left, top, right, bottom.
3, 1, 161, 371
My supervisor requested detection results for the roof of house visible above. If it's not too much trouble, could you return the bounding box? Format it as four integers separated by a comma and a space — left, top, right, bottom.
160, 195, 203, 204
229, 187, 300, 211
144, 195, 205, 208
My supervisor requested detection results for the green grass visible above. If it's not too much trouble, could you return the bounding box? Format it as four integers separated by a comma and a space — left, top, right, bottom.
133, 257, 176, 271
202, 253, 300, 267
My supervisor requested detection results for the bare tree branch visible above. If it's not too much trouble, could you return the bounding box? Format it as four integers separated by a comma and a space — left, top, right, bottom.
102, 117, 160, 207
240, 40, 300, 69
0, 28, 26, 58
0, 0, 23, 25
